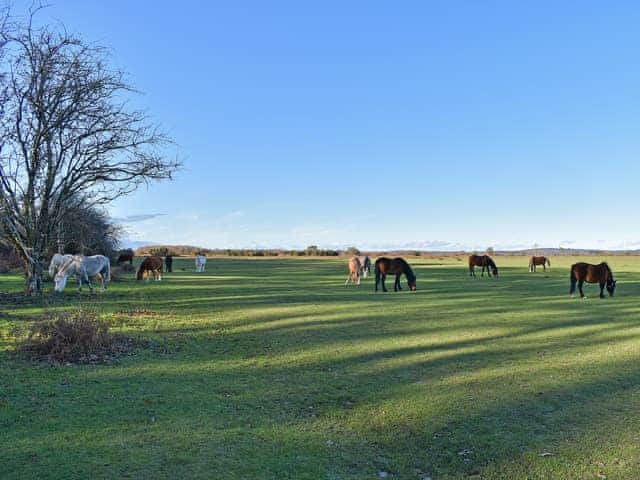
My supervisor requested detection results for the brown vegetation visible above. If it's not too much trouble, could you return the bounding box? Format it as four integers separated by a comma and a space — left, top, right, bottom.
15, 309, 137, 364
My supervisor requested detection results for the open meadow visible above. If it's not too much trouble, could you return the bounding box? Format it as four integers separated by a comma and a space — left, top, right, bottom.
2, 255, 640, 479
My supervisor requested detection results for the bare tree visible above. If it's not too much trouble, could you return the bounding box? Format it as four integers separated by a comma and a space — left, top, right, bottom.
0, 8, 180, 294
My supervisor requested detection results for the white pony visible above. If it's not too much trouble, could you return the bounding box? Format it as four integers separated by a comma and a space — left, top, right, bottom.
195, 255, 207, 273
48, 253, 74, 278
357, 255, 371, 278
54, 255, 111, 293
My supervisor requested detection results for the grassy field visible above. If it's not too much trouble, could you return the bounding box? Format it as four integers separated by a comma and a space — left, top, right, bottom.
2, 255, 640, 479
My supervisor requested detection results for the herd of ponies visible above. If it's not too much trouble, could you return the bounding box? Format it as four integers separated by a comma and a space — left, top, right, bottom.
346, 254, 617, 299
47, 252, 617, 299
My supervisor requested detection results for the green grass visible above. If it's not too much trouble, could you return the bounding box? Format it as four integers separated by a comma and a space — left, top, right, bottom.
2, 255, 640, 479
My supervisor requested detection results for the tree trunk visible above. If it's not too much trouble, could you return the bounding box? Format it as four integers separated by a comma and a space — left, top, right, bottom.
57, 220, 63, 254
26, 252, 44, 296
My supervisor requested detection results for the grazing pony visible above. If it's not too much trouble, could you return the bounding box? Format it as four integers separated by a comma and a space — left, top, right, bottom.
469, 254, 498, 277
137, 256, 163, 281
116, 250, 134, 265
345, 256, 362, 286
375, 257, 417, 292
54, 255, 111, 293
48, 253, 73, 278
529, 256, 550, 272
195, 254, 207, 273
357, 255, 371, 277
570, 262, 616, 299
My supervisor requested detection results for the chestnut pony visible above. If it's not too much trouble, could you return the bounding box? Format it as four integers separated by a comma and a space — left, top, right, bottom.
136, 255, 163, 281
468, 254, 498, 277
345, 256, 362, 286
374, 257, 416, 292
529, 256, 550, 272
570, 262, 616, 299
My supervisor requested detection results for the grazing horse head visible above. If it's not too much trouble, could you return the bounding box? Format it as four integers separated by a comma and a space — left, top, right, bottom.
405, 265, 417, 291
607, 278, 617, 296
53, 257, 77, 292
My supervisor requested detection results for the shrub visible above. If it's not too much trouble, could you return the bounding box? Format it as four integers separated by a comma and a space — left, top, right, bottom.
16, 308, 135, 363
119, 263, 135, 273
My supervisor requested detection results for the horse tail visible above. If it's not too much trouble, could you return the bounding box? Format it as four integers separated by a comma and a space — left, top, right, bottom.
375, 261, 381, 290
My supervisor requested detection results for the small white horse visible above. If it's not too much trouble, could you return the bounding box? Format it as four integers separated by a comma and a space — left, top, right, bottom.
195, 255, 207, 273
48, 253, 74, 278
54, 255, 111, 293
357, 255, 371, 278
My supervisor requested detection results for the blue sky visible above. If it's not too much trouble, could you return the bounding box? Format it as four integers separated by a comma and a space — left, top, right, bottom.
18, 1, 640, 250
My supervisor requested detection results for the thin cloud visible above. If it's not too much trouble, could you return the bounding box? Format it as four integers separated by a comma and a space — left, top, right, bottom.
112, 213, 166, 223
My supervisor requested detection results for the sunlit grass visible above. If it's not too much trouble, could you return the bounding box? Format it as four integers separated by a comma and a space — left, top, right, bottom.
2, 255, 640, 479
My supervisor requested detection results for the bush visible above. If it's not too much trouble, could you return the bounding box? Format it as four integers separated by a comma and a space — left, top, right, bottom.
119, 263, 135, 273
0, 245, 23, 273
16, 308, 135, 363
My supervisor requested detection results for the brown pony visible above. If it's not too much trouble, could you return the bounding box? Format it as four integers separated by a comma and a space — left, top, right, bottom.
344, 256, 361, 286
468, 254, 498, 277
117, 249, 134, 265
570, 262, 616, 299
136, 255, 163, 281
529, 256, 550, 272
375, 257, 416, 292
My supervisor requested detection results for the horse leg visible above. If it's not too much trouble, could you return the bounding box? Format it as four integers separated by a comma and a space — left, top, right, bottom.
85, 275, 94, 293
481, 265, 485, 277
395, 274, 402, 291
578, 280, 585, 298
381, 274, 388, 292
599, 282, 605, 299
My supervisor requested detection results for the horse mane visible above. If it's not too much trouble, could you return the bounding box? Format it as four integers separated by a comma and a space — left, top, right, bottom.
486, 256, 496, 268
56, 256, 77, 276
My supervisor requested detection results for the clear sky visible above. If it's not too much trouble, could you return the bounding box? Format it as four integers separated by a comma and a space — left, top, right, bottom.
16, 1, 640, 250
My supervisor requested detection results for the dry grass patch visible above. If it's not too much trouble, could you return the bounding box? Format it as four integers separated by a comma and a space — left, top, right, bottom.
15, 308, 140, 364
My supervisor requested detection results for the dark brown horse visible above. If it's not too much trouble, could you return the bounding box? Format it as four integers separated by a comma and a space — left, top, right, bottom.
529, 255, 550, 272
570, 262, 616, 299
468, 254, 498, 277
117, 249, 134, 265
136, 256, 163, 281
374, 257, 416, 292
